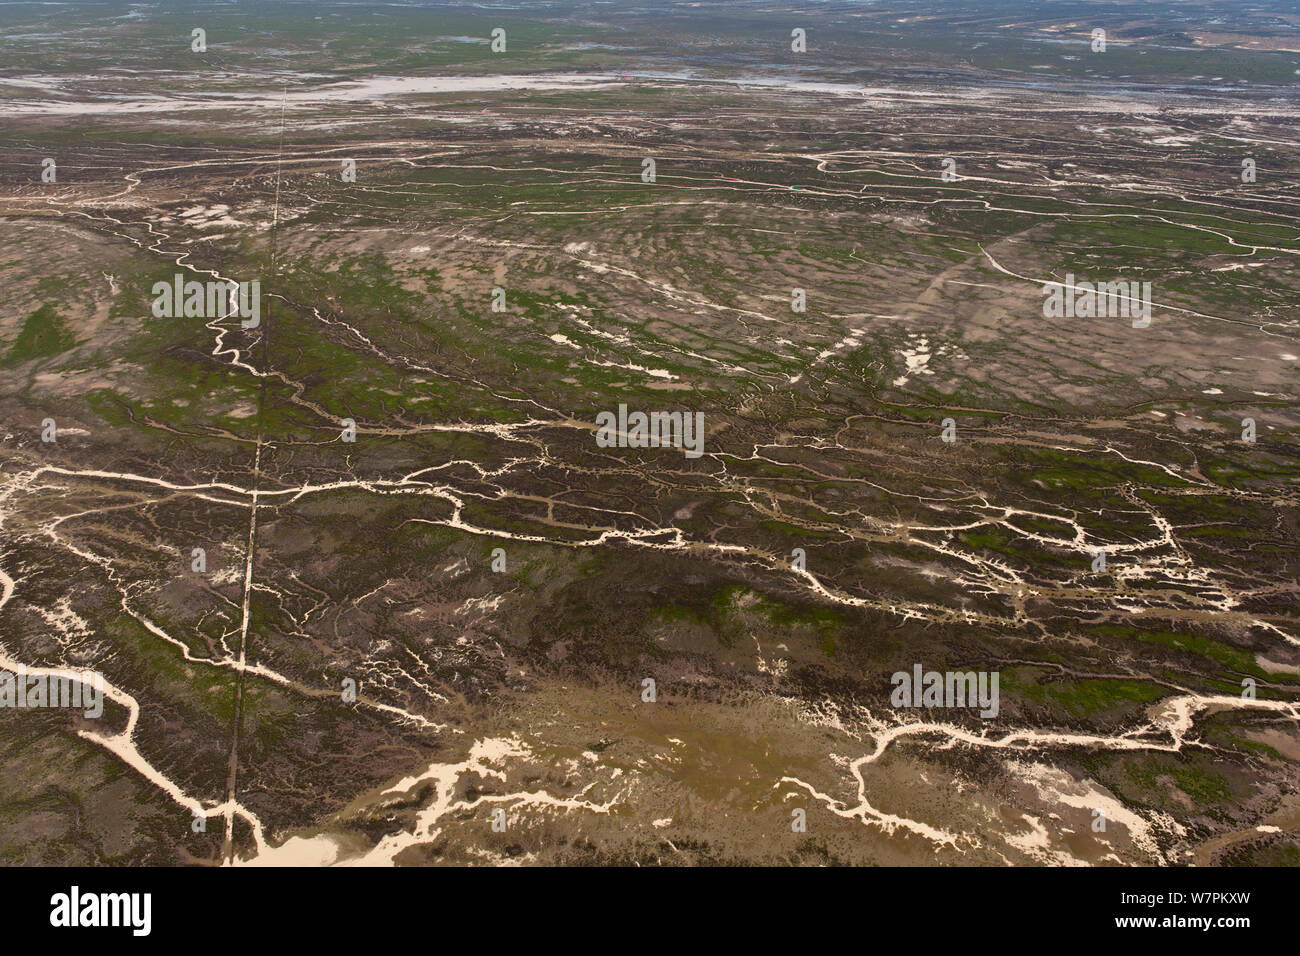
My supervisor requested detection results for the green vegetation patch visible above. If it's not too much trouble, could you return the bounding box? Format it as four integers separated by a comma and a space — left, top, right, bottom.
4, 304, 75, 366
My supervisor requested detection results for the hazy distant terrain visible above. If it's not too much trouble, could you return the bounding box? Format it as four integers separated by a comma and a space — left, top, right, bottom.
1, 0, 1298, 866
